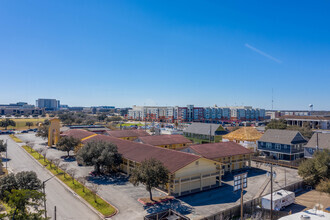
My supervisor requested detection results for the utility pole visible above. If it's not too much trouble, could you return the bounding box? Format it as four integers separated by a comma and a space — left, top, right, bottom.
241, 176, 244, 220
43, 182, 47, 219
270, 164, 273, 220
5, 139, 8, 170
209, 124, 212, 143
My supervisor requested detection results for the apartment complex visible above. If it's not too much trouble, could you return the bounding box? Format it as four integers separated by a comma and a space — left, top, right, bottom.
128, 105, 265, 122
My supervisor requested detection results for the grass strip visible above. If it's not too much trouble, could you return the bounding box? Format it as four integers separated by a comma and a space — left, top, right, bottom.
21, 145, 116, 217
9, 134, 23, 143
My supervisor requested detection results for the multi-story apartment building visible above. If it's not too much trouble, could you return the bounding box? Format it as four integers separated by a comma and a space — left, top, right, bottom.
128, 105, 265, 122
36, 98, 60, 111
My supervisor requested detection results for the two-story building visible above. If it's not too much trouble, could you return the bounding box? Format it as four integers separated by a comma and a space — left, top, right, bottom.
181, 142, 253, 174
135, 134, 192, 150
257, 129, 307, 160
304, 133, 330, 158
106, 130, 150, 141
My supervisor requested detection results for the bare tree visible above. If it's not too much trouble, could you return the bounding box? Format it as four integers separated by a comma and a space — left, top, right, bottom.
67, 168, 77, 184
53, 158, 61, 172
60, 163, 68, 178
89, 184, 99, 203
77, 177, 87, 192
35, 147, 43, 159
41, 148, 48, 162
48, 155, 55, 169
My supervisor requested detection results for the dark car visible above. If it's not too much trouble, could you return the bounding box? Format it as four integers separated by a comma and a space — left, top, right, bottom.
21, 130, 28, 133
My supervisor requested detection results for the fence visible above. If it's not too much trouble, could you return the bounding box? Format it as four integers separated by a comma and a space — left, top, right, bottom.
203, 181, 304, 220
251, 156, 304, 169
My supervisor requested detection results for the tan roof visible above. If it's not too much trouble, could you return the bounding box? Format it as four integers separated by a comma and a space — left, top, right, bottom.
138, 135, 192, 146
188, 142, 253, 159
81, 134, 200, 173
61, 129, 96, 140
106, 130, 150, 138
222, 127, 262, 142
305, 133, 330, 150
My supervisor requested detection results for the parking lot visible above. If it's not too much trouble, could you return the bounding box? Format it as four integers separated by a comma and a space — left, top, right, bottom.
15, 133, 303, 220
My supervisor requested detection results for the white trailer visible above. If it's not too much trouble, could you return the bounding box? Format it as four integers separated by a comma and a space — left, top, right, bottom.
261, 190, 295, 211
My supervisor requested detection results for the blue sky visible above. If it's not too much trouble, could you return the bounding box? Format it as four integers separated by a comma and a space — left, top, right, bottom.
0, 1, 329, 110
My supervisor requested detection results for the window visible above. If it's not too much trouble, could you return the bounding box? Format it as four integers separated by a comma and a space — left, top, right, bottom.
283, 145, 287, 149
195, 161, 199, 166
266, 143, 272, 148
309, 148, 314, 153
275, 144, 281, 150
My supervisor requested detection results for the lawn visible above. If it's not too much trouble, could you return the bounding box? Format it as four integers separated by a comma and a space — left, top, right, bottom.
118, 123, 145, 127
0, 118, 47, 130
9, 134, 23, 143
21, 145, 116, 217
187, 135, 222, 144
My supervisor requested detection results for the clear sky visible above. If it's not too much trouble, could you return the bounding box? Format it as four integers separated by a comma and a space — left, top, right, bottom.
1, 1, 329, 110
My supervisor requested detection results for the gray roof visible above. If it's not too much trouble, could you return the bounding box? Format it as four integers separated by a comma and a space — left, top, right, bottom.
258, 129, 307, 145
305, 133, 330, 150
183, 122, 222, 136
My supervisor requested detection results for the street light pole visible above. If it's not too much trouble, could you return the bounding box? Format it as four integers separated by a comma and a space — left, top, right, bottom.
270, 164, 273, 220
5, 139, 8, 170
42, 173, 61, 219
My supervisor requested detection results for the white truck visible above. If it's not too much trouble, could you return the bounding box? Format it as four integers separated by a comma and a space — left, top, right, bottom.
261, 190, 295, 211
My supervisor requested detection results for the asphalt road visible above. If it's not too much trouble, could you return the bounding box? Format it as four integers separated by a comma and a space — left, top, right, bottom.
0, 135, 100, 220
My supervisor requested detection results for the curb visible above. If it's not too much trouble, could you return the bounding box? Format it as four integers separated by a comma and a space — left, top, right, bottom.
17, 142, 118, 220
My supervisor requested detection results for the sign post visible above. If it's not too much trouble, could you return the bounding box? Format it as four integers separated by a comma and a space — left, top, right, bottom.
234, 172, 248, 220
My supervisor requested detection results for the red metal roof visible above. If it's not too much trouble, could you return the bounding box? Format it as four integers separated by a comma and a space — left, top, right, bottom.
106, 130, 150, 138
81, 134, 200, 173
138, 135, 192, 146
189, 142, 253, 159
61, 129, 95, 140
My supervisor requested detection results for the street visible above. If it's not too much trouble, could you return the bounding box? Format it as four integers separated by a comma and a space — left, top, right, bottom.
0, 135, 100, 220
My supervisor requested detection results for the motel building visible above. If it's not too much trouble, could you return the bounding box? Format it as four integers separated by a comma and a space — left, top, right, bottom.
106, 129, 150, 141
59, 128, 224, 197
135, 134, 192, 150
181, 142, 253, 174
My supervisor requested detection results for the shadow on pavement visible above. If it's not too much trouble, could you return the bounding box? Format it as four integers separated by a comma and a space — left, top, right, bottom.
283, 203, 307, 213
87, 173, 129, 186
179, 183, 246, 206
144, 199, 194, 215
1, 157, 11, 162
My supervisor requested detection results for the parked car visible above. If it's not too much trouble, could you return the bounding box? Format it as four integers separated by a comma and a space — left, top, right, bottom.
21, 130, 28, 133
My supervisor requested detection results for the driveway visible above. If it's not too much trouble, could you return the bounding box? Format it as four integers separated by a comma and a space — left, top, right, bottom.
1, 135, 100, 220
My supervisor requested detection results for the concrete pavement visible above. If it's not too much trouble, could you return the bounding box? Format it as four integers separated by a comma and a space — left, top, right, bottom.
0, 135, 100, 220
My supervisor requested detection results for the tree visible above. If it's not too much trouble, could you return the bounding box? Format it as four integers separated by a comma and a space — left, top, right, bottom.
89, 184, 99, 203
0, 140, 7, 153
60, 163, 69, 178
5, 189, 45, 220
67, 168, 77, 184
56, 136, 80, 157
53, 158, 61, 172
316, 178, 330, 194
287, 125, 313, 139
25, 122, 33, 129
97, 114, 107, 122
266, 119, 287, 130
76, 141, 122, 174
0, 171, 42, 200
77, 177, 87, 192
129, 158, 169, 201
298, 150, 330, 188
36, 124, 49, 139
41, 148, 48, 162
0, 119, 16, 130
